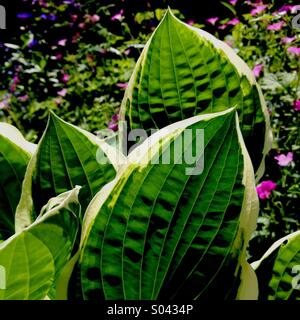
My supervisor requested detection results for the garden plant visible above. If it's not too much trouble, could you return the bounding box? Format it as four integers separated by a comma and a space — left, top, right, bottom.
0, 1, 299, 301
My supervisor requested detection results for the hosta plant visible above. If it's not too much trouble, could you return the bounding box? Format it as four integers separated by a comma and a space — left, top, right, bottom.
2, 9, 297, 301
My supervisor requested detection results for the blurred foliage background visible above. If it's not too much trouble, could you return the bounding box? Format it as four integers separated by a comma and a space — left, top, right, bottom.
0, 0, 299, 261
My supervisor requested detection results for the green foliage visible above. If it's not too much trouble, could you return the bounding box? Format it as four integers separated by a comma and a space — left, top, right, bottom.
120, 9, 270, 174
80, 108, 258, 300
0, 1, 299, 301
252, 230, 300, 300
0, 187, 81, 299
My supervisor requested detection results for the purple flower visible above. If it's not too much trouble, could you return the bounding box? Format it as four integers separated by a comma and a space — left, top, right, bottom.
287, 46, 300, 55
18, 94, 29, 102
40, 14, 47, 19
108, 114, 119, 132
111, 9, 124, 21
252, 64, 264, 78
206, 17, 219, 25
48, 14, 57, 21
17, 13, 33, 19
274, 152, 293, 167
250, 5, 267, 16
56, 53, 63, 60
256, 180, 277, 199
229, 0, 238, 5
57, 88, 67, 97
281, 36, 296, 44
28, 39, 38, 48
267, 21, 285, 30
10, 75, 20, 92
294, 100, 300, 111
111, 114, 119, 122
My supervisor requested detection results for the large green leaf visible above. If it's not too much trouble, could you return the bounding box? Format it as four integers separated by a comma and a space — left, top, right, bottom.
120, 9, 272, 177
0, 123, 36, 240
15, 112, 118, 232
252, 230, 300, 300
0, 187, 80, 300
80, 108, 259, 300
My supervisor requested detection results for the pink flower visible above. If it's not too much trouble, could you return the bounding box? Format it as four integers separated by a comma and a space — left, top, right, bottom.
187, 20, 195, 25
57, 88, 67, 97
54, 97, 62, 105
252, 64, 264, 78
111, 9, 124, 21
218, 18, 240, 30
71, 14, 78, 22
278, 5, 300, 14
85, 14, 100, 23
227, 18, 240, 25
267, 21, 285, 30
218, 24, 227, 30
61, 73, 70, 84
250, 5, 267, 16
281, 36, 296, 44
287, 47, 300, 55
229, 0, 238, 5
58, 39, 67, 46
256, 180, 277, 199
92, 14, 100, 22
206, 17, 219, 25
117, 83, 128, 89
274, 152, 293, 167
124, 48, 131, 56
79, 22, 85, 29
294, 100, 300, 111
18, 94, 29, 102
278, 5, 293, 13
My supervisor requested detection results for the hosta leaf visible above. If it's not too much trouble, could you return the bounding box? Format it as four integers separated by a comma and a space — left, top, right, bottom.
80, 108, 259, 300
0, 187, 80, 300
0, 123, 36, 240
252, 230, 300, 300
120, 9, 272, 177
15, 112, 119, 232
